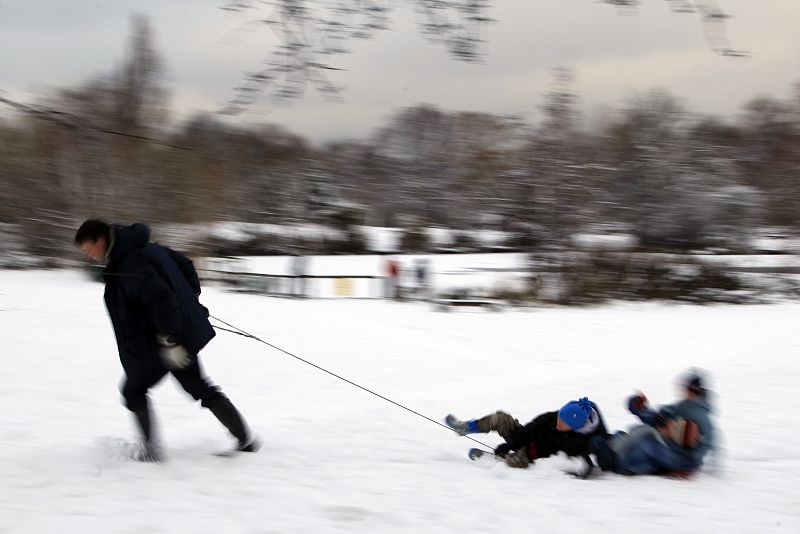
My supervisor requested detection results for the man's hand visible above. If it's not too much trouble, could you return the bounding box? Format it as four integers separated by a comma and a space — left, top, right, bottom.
156, 334, 191, 369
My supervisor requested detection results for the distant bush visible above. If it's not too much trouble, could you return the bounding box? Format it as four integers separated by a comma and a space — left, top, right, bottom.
488, 284, 539, 306
197, 233, 292, 257
400, 226, 430, 253
320, 227, 368, 254
452, 231, 479, 252
503, 222, 544, 251
540, 253, 752, 305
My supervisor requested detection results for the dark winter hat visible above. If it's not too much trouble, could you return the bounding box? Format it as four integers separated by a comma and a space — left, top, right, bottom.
683, 369, 707, 398
558, 397, 593, 430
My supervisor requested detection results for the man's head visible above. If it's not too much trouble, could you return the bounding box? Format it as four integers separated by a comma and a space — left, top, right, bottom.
556, 397, 593, 432
75, 219, 111, 263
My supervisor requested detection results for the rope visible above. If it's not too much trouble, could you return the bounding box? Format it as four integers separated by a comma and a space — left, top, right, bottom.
209, 314, 495, 452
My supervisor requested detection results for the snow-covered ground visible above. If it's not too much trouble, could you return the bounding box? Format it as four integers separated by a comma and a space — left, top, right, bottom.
2, 267, 799, 533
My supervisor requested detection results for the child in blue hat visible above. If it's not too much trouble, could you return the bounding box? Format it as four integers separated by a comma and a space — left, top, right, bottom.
446, 396, 608, 471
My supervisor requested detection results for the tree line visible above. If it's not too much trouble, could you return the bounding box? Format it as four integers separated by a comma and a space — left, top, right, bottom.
1, 15, 798, 261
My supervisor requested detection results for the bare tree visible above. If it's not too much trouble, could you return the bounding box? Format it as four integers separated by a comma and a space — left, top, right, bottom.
603, 0, 747, 56
737, 95, 800, 227
220, 1, 743, 113
219, 1, 493, 115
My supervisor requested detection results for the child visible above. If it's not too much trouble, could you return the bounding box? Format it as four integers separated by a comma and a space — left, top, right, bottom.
592, 369, 714, 476
446, 397, 609, 470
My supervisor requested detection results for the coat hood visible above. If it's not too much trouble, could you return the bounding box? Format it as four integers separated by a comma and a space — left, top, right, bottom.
107, 223, 150, 269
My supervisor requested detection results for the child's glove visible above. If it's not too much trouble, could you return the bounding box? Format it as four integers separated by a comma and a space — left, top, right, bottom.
627, 392, 648, 413
653, 409, 674, 428
494, 442, 512, 458
504, 449, 531, 469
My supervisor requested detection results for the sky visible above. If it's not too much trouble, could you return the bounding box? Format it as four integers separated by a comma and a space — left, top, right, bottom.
0, 0, 798, 144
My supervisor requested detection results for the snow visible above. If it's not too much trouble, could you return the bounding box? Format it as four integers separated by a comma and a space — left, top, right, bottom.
2, 266, 799, 533
356, 226, 402, 254
153, 222, 514, 255
572, 233, 638, 251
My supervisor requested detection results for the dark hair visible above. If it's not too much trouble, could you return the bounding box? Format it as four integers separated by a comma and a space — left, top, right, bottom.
74, 219, 110, 244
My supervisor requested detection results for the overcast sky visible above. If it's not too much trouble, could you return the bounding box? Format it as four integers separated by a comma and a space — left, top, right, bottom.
1, 1, 798, 144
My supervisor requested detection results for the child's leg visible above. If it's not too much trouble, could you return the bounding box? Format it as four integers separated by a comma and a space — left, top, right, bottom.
475, 411, 523, 439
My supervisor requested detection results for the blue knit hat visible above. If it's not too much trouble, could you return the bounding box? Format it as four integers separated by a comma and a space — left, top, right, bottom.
558, 397, 593, 430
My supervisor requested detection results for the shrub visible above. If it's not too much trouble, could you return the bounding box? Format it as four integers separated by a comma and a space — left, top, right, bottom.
400, 226, 430, 253
543, 253, 749, 305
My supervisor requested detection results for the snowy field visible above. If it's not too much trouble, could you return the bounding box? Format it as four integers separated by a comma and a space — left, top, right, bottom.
2, 268, 799, 533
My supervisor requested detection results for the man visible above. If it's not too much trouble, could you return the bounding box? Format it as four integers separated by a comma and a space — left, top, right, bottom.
445, 396, 609, 471
75, 219, 259, 461
591, 369, 715, 476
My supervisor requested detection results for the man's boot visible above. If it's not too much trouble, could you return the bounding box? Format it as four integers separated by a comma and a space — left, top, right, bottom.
132, 407, 163, 462
207, 396, 260, 452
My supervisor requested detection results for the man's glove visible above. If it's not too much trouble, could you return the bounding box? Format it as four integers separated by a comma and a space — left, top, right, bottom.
156, 334, 191, 370
627, 392, 648, 414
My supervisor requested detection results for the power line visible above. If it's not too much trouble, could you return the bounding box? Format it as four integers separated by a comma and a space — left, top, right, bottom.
0, 92, 192, 151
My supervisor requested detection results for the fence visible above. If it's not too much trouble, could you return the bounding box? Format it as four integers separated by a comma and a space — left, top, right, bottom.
200, 268, 385, 299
